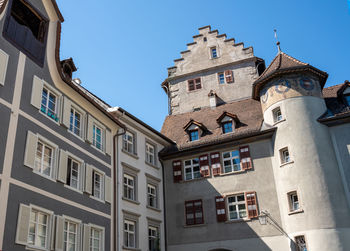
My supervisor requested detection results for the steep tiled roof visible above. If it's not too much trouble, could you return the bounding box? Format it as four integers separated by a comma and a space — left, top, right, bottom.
161, 99, 265, 152
253, 52, 328, 99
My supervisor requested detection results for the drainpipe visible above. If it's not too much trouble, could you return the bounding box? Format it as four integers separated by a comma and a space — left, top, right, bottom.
159, 158, 168, 251
113, 127, 126, 251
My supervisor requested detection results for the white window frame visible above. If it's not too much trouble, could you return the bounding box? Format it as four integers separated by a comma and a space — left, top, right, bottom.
210, 46, 218, 59
148, 226, 159, 251
273, 107, 283, 123
90, 225, 104, 251
92, 170, 104, 200
227, 194, 247, 221
40, 85, 60, 123
69, 106, 83, 138
34, 135, 58, 181
67, 156, 81, 190
288, 191, 300, 212
122, 131, 135, 154
184, 158, 200, 181
124, 220, 136, 248
147, 183, 157, 208
222, 149, 241, 174
123, 174, 135, 201
146, 142, 156, 165
93, 124, 103, 151
280, 147, 291, 164
218, 72, 225, 84
63, 219, 79, 251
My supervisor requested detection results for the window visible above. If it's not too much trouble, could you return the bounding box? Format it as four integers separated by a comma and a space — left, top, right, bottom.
28, 209, 49, 248
184, 158, 200, 181
222, 150, 241, 173
273, 107, 283, 123
211, 47, 218, 58
124, 220, 136, 248
122, 131, 135, 154
227, 194, 247, 220
92, 171, 103, 200
67, 157, 80, 190
90, 227, 102, 251
188, 78, 201, 91
64, 220, 78, 251
288, 191, 300, 212
189, 130, 199, 141
222, 121, 233, 133
295, 235, 307, 251
4, 0, 48, 64
185, 200, 203, 225
146, 142, 155, 165
69, 108, 82, 137
345, 95, 350, 106
147, 184, 157, 208
280, 147, 291, 164
41, 87, 59, 121
93, 124, 103, 150
148, 226, 159, 251
123, 174, 135, 201
218, 72, 225, 84
35, 140, 53, 178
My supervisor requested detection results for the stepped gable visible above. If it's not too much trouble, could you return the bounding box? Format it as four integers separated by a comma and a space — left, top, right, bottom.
161, 98, 263, 151
253, 52, 328, 99
166, 25, 256, 79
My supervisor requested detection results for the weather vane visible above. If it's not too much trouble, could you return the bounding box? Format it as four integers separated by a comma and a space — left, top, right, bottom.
274, 29, 282, 53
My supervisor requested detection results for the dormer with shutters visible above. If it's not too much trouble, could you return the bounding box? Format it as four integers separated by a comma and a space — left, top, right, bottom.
162, 25, 265, 115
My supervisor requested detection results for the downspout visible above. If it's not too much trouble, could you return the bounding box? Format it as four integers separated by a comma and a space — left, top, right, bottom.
159, 158, 168, 251
113, 127, 126, 251
163, 84, 171, 115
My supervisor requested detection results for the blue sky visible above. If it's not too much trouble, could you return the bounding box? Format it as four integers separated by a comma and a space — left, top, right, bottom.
57, 0, 350, 131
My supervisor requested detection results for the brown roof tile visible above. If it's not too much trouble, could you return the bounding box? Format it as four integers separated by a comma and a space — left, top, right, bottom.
161, 99, 264, 151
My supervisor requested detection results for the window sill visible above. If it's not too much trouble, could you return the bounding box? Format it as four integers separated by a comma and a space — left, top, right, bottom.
280, 160, 294, 168
33, 170, 56, 183
183, 177, 205, 183
89, 195, 105, 203
219, 170, 245, 176
288, 209, 304, 215
64, 184, 83, 194
91, 144, 106, 155
122, 246, 141, 251
146, 205, 161, 212
273, 118, 286, 126
25, 244, 48, 251
122, 149, 139, 159
67, 129, 85, 142
224, 218, 251, 224
183, 223, 207, 228
39, 110, 60, 126
145, 161, 159, 170
122, 197, 140, 205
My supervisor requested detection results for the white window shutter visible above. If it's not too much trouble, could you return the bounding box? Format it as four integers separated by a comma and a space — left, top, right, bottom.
86, 114, 94, 144
84, 164, 93, 194
83, 224, 91, 251
105, 129, 112, 155
80, 163, 86, 191
105, 175, 112, 203
0, 49, 9, 86
31, 75, 43, 109
23, 131, 38, 169
61, 96, 71, 128
58, 149, 68, 183
15, 204, 30, 245
55, 215, 64, 251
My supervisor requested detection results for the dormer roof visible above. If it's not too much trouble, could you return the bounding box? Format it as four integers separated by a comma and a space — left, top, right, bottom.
252, 52, 328, 100
183, 119, 207, 132
216, 111, 240, 124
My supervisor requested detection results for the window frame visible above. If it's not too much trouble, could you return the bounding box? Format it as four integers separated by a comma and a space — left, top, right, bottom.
40, 86, 60, 122
148, 225, 159, 251
185, 199, 204, 225
123, 173, 136, 201
90, 226, 104, 251
122, 131, 136, 155
187, 78, 202, 91
295, 235, 308, 251
218, 72, 225, 84
92, 123, 103, 151
210, 46, 218, 59
123, 219, 136, 248
147, 183, 158, 209
63, 219, 79, 251
92, 170, 104, 200
189, 129, 199, 142
184, 158, 201, 181
34, 135, 58, 181
145, 141, 156, 166
66, 156, 81, 191
273, 107, 283, 123
69, 106, 83, 138
226, 193, 247, 221
222, 149, 241, 174
222, 121, 233, 134
280, 147, 291, 165
288, 191, 300, 212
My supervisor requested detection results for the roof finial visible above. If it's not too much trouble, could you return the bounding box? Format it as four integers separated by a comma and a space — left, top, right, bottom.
274, 29, 281, 53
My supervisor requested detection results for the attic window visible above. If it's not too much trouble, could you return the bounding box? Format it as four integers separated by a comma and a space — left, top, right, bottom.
211, 47, 218, 59
189, 130, 199, 141
4, 0, 48, 65
345, 95, 350, 106
203, 37, 207, 42
217, 112, 238, 134
222, 121, 233, 134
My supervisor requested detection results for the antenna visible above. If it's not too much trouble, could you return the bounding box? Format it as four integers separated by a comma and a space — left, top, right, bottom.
274, 29, 281, 53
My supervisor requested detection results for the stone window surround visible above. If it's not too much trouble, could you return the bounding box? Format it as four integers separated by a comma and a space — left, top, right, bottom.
122, 128, 138, 157
145, 173, 161, 211
145, 138, 158, 167
122, 210, 141, 251
122, 162, 140, 204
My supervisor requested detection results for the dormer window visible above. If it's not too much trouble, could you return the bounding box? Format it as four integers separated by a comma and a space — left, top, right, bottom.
345, 95, 350, 106
189, 130, 199, 141
184, 120, 206, 142
4, 0, 48, 65
211, 47, 218, 59
217, 112, 239, 134
222, 121, 233, 134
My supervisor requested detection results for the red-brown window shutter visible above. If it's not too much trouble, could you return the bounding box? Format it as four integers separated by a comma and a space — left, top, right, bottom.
224, 70, 234, 83
172, 160, 182, 183
185, 200, 203, 225
188, 80, 195, 91
245, 191, 258, 219
210, 152, 222, 176
195, 78, 202, 89
239, 146, 252, 170
215, 196, 227, 222
199, 154, 210, 177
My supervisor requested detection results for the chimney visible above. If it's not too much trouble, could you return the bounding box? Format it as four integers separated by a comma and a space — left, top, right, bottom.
208, 90, 217, 108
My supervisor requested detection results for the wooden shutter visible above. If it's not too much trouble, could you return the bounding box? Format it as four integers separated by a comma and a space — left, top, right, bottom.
239, 146, 252, 170
23, 131, 38, 169
105, 175, 111, 203
195, 78, 201, 89
210, 152, 222, 176
245, 191, 258, 219
82, 224, 91, 251
188, 80, 195, 91
61, 96, 71, 128
84, 164, 93, 194
185, 201, 194, 225
199, 154, 210, 177
105, 129, 112, 156
225, 70, 234, 83
215, 196, 227, 222
15, 204, 30, 245
31, 75, 44, 110
172, 160, 182, 183
0, 49, 9, 86
86, 114, 94, 144
55, 215, 64, 251
57, 149, 68, 183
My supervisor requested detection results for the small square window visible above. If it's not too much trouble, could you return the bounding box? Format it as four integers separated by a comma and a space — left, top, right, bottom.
189, 130, 199, 141
288, 191, 300, 212
218, 72, 225, 84
295, 235, 308, 251
222, 121, 233, 134
280, 147, 291, 164
273, 107, 283, 123
211, 47, 218, 58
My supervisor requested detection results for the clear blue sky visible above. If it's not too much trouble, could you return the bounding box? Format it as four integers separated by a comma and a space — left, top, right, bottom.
57, 0, 350, 131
